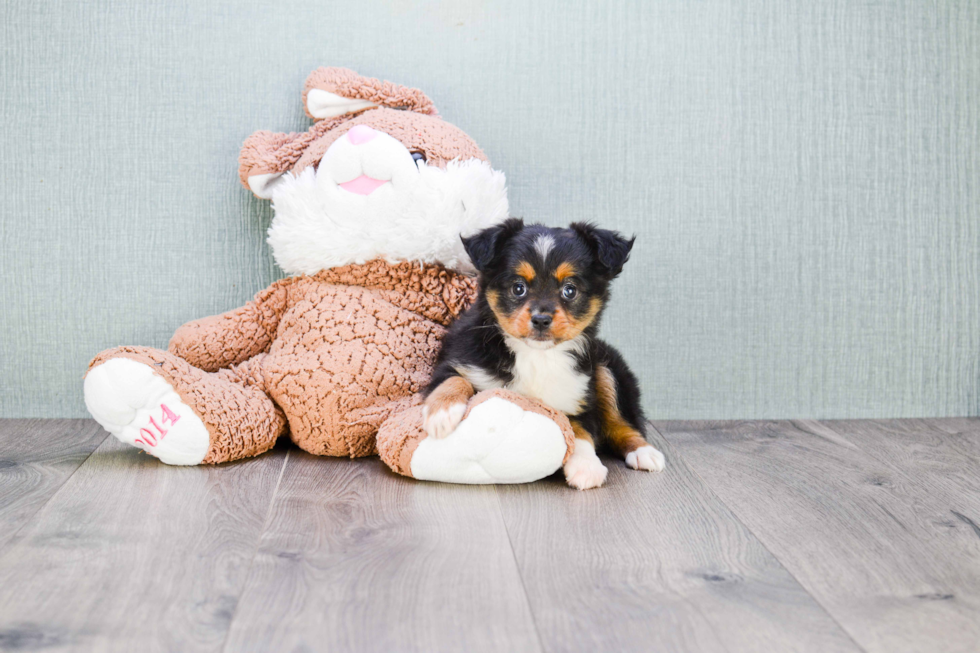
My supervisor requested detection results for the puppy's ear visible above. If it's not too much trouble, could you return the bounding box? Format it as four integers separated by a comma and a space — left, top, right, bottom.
571, 222, 635, 278
461, 218, 525, 273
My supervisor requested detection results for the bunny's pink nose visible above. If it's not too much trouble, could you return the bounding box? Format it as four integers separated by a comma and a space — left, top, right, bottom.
346, 125, 377, 145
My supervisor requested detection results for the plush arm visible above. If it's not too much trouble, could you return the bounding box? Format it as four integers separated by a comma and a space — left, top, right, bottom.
377, 389, 575, 484
168, 280, 291, 372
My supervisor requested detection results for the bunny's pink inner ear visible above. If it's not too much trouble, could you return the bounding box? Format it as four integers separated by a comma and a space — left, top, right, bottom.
306, 90, 378, 119
302, 67, 439, 119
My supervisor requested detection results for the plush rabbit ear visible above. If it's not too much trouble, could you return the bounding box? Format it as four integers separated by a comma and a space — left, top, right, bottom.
247, 171, 287, 200
302, 67, 439, 120
239, 126, 338, 198
306, 90, 378, 119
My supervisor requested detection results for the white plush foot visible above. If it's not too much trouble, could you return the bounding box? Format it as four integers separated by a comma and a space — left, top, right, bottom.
563, 439, 608, 490
411, 397, 568, 484
83, 358, 210, 465
625, 445, 666, 472
422, 402, 467, 440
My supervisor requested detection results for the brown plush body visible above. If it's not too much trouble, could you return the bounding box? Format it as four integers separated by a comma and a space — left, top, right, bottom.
92, 261, 476, 461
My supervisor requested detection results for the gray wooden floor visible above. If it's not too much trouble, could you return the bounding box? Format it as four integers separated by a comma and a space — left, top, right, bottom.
0, 419, 978, 653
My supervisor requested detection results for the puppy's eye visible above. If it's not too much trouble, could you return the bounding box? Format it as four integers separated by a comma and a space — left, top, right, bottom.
562, 284, 577, 300
411, 151, 426, 166
512, 281, 527, 298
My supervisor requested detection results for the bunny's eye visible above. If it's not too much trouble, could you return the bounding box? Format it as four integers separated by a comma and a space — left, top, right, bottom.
411, 151, 426, 166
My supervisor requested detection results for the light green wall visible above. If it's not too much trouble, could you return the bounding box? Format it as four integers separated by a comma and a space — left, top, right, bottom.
2, 0, 978, 418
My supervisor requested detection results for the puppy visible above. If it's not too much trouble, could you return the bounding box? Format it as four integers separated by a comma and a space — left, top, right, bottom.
422, 218, 665, 490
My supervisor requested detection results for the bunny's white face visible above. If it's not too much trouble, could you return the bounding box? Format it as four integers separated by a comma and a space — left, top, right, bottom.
265, 124, 509, 276
318, 124, 425, 196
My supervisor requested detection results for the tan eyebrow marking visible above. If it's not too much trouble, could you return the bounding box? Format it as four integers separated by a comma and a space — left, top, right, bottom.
516, 261, 536, 281
555, 262, 576, 282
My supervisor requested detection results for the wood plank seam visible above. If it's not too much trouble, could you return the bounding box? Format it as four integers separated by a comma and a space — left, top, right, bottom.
494, 488, 548, 653
645, 421, 871, 653
0, 428, 109, 556
219, 448, 291, 653
220, 455, 543, 651
656, 418, 980, 653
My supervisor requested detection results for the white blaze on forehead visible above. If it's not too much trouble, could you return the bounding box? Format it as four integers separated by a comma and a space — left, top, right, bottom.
533, 234, 556, 262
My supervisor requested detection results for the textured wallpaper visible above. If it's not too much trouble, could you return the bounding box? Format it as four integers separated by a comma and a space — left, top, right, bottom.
1, 0, 978, 418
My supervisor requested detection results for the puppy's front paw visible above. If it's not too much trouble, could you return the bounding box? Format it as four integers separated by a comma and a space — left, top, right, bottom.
422, 376, 475, 440
625, 445, 665, 472
563, 452, 609, 490
422, 402, 467, 440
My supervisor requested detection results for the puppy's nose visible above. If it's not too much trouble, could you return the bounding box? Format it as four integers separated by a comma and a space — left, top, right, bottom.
531, 313, 553, 330
346, 125, 377, 145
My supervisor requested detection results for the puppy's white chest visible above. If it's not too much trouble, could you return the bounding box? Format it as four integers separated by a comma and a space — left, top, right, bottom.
505, 338, 589, 415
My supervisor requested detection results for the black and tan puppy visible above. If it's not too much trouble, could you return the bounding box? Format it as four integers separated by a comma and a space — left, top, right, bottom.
422, 218, 664, 490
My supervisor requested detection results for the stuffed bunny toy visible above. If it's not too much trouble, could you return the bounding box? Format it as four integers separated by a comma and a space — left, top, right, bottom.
84, 68, 573, 484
